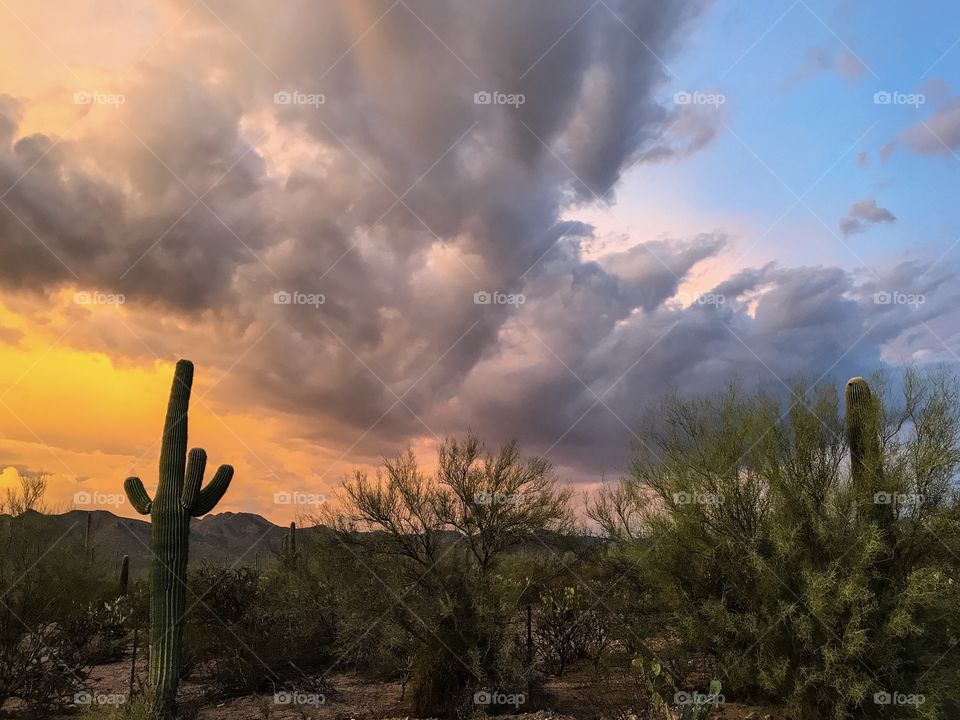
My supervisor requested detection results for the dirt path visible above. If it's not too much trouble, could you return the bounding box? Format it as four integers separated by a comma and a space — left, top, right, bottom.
1, 651, 790, 719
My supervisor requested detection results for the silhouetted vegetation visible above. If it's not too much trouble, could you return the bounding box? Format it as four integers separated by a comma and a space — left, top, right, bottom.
2, 370, 960, 719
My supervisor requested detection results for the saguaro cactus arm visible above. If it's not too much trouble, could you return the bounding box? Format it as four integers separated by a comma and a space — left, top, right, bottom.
180, 448, 207, 510
124, 476, 153, 515
189, 464, 234, 517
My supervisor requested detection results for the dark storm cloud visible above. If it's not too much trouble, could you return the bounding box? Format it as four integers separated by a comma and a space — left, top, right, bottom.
0, 76, 269, 311
419, 256, 960, 477
0, 0, 956, 481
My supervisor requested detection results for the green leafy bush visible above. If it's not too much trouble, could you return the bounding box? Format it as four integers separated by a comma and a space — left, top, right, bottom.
184, 562, 336, 696
329, 434, 572, 716
593, 369, 960, 719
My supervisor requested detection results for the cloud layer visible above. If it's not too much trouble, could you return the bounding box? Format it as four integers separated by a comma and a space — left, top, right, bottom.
839, 198, 896, 236
1, 0, 957, 493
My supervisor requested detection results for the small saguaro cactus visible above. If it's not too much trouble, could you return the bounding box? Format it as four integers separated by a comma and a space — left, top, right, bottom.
281, 521, 300, 568
123, 359, 234, 717
83, 513, 95, 562
118, 555, 130, 597
844, 377, 890, 525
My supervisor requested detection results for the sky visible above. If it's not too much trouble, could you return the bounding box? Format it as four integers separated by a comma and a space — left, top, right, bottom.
0, 0, 958, 523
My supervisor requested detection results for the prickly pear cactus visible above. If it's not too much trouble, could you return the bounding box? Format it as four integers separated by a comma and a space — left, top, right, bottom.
123, 360, 234, 717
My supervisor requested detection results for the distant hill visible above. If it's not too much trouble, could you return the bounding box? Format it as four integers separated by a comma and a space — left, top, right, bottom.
0, 509, 294, 576
0, 508, 604, 578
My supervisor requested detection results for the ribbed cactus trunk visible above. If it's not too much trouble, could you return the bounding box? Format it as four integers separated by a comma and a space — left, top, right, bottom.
123, 360, 234, 718
282, 521, 298, 568
845, 377, 889, 527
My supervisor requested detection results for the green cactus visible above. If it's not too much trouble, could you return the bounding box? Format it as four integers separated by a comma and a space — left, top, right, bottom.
844, 377, 890, 527
845, 378, 880, 488
281, 521, 299, 568
84, 513, 96, 562
118, 554, 130, 596
123, 359, 234, 717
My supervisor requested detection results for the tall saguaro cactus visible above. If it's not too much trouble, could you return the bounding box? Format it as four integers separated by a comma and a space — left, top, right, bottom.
123, 360, 234, 717
281, 521, 299, 568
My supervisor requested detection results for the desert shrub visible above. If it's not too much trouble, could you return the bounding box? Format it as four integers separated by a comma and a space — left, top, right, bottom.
329, 434, 571, 717
533, 585, 609, 676
593, 369, 960, 719
184, 562, 336, 696
0, 491, 121, 712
